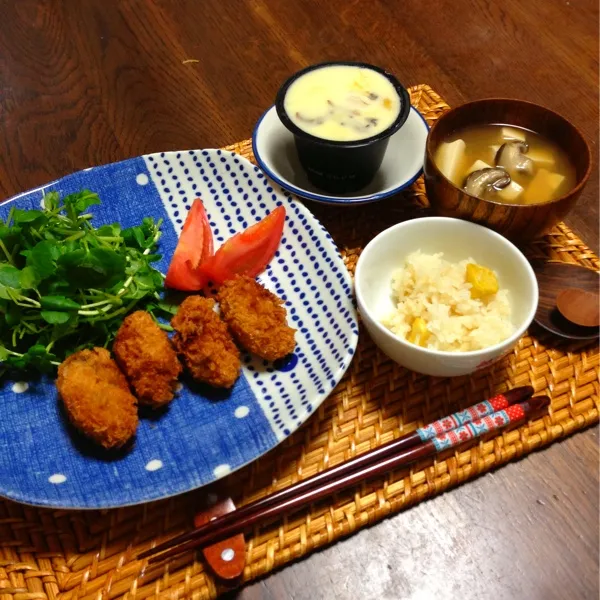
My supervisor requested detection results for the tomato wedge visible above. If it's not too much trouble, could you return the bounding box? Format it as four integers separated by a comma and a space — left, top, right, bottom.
165, 199, 214, 291
199, 206, 286, 286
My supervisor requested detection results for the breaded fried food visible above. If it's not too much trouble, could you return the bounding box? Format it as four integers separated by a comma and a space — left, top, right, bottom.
56, 347, 138, 449
113, 311, 182, 408
171, 296, 241, 388
217, 276, 296, 361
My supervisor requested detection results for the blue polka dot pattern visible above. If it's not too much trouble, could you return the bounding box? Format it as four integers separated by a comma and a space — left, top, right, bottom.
0, 149, 358, 509
146, 150, 358, 438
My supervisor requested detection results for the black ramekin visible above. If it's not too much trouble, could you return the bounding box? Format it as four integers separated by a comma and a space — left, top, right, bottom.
275, 61, 411, 194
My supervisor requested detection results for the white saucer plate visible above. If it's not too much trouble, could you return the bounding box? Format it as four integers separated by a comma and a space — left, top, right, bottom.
252, 105, 429, 205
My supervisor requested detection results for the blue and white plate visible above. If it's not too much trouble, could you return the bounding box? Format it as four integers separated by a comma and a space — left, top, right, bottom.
0, 150, 359, 509
252, 105, 429, 205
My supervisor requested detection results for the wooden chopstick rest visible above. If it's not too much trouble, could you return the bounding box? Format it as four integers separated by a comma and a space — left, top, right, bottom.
194, 495, 245, 581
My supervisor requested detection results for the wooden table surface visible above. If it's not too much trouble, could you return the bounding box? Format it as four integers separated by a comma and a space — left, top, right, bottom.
0, 1, 598, 599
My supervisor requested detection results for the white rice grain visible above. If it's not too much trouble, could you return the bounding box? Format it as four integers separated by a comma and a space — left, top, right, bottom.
381, 251, 514, 352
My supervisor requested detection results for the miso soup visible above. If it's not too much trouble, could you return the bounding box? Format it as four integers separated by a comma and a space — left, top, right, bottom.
434, 124, 577, 204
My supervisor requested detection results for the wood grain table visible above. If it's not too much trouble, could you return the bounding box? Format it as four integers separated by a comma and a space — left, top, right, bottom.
0, 1, 598, 599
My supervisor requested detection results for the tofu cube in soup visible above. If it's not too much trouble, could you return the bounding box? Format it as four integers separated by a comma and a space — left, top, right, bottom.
434, 139, 466, 185
501, 126, 527, 142
467, 159, 492, 175
527, 147, 557, 168
497, 180, 524, 202
523, 169, 566, 204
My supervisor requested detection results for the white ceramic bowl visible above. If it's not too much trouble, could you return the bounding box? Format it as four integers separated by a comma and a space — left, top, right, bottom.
355, 217, 539, 377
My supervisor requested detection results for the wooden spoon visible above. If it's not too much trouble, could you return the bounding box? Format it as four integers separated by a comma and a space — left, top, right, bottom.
531, 260, 599, 340
556, 288, 600, 327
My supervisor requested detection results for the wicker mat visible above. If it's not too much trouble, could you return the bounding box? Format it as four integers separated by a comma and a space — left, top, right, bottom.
1, 85, 598, 600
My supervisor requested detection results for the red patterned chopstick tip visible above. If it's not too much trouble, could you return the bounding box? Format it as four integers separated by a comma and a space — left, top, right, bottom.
506, 404, 526, 421
416, 386, 533, 443
430, 396, 547, 453
488, 393, 510, 411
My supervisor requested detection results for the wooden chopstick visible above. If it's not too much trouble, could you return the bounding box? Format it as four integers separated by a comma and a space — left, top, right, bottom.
138, 386, 536, 562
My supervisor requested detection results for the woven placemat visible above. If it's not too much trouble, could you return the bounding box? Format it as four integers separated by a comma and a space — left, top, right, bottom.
1, 84, 598, 600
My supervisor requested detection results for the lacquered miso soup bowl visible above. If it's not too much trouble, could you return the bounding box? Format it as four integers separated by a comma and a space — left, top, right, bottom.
424, 98, 591, 244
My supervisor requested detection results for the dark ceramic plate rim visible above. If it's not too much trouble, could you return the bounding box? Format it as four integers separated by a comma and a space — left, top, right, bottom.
252, 106, 429, 205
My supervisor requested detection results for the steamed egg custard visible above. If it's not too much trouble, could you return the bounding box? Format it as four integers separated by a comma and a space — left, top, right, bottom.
283, 65, 401, 142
